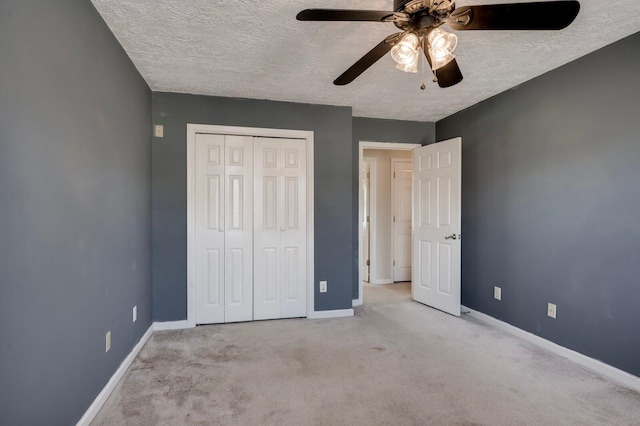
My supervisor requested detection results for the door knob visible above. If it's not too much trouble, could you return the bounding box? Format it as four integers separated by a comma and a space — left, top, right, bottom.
281, 227, 285, 232
445, 234, 457, 240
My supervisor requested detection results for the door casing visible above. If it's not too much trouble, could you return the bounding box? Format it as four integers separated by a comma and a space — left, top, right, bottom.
187, 124, 315, 327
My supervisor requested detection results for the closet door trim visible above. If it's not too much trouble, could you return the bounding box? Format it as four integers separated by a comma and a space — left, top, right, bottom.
186, 124, 315, 328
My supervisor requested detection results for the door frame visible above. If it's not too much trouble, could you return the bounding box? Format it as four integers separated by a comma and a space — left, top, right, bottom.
356, 141, 420, 306
187, 124, 315, 327
361, 156, 376, 284
390, 158, 413, 282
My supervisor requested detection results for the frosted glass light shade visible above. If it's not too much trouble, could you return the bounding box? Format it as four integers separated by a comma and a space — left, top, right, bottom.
427, 28, 458, 70
427, 28, 458, 53
395, 56, 419, 73
391, 32, 420, 66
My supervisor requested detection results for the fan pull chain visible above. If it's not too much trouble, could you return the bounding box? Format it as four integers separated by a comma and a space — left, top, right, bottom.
420, 46, 427, 90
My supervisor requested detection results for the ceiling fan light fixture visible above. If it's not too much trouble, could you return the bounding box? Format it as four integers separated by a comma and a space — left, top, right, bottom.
427, 28, 458, 53
390, 32, 420, 66
395, 56, 419, 73
427, 28, 458, 70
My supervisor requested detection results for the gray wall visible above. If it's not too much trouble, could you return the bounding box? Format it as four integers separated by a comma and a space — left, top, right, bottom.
437, 32, 640, 376
352, 118, 435, 299
0, 1, 152, 424
152, 93, 353, 320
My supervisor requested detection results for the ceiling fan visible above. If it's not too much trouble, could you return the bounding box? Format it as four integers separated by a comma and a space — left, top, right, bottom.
297, 0, 580, 88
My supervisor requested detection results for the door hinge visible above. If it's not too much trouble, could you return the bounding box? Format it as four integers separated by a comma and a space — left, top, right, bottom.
393, 172, 396, 178
367, 172, 370, 178
393, 216, 396, 222
393, 260, 396, 266
367, 216, 370, 223
366, 260, 370, 266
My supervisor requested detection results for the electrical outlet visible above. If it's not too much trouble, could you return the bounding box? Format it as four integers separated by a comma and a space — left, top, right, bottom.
105, 331, 111, 352
319, 281, 328, 293
133, 306, 137, 322
154, 124, 164, 138
494, 286, 502, 301
547, 303, 557, 319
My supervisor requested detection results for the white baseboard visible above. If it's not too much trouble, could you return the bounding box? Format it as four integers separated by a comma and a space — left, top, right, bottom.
77, 325, 153, 426
463, 306, 640, 392
352, 298, 363, 307
370, 278, 393, 285
153, 320, 190, 331
309, 309, 354, 319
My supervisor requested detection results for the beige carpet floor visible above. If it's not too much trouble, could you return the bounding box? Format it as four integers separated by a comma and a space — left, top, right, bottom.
93, 283, 640, 425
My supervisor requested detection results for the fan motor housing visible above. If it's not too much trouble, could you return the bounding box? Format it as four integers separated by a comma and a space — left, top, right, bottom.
395, 0, 456, 15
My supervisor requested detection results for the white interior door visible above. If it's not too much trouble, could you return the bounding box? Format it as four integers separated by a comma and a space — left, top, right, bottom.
412, 138, 461, 316
254, 137, 307, 320
392, 159, 413, 282
194, 134, 253, 324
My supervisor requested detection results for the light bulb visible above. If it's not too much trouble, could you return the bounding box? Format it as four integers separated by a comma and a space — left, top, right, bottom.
391, 33, 420, 66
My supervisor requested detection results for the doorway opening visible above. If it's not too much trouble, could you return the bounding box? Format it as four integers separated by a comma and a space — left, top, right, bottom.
356, 141, 420, 306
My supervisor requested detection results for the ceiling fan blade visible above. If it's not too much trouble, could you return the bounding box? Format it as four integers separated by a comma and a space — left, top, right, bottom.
297, 9, 404, 22
422, 42, 464, 88
435, 59, 464, 88
334, 33, 403, 86
449, 1, 580, 31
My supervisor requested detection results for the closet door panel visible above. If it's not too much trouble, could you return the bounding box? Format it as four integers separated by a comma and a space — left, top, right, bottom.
280, 139, 307, 318
195, 134, 225, 324
254, 137, 307, 320
224, 135, 253, 323
254, 138, 282, 320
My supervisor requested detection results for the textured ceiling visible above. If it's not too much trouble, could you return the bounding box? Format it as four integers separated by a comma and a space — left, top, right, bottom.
91, 0, 640, 121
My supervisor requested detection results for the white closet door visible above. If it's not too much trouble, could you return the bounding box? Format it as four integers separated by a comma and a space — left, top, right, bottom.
195, 134, 253, 324
223, 135, 254, 322
254, 137, 307, 320
195, 134, 225, 324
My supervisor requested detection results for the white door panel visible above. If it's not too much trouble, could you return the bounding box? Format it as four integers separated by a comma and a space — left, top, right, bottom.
254, 139, 280, 320
223, 135, 253, 323
254, 137, 307, 320
195, 134, 253, 324
393, 160, 413, 282
412, 138, 461, 316
195, 134, 225, 324
280, 139, 307, 318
